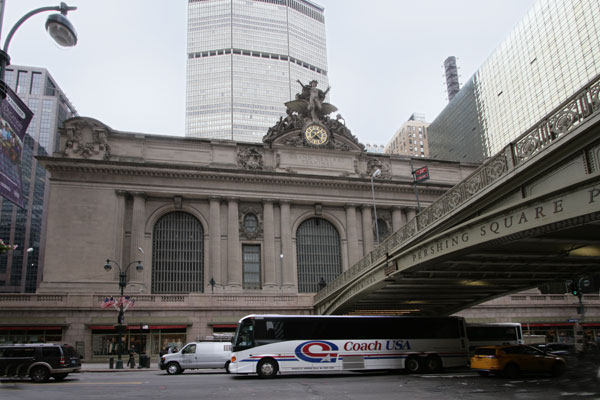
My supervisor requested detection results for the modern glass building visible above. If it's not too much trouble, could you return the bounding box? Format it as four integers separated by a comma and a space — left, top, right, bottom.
186, 0, 329, 142
428, 0, 600, 163
0, 65, 77, 292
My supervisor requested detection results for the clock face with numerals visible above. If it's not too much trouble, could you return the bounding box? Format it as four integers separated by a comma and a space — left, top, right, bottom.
304, 124, 328, 145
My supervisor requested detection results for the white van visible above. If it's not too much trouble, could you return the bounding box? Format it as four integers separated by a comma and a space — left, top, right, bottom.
159, 342, 231, 375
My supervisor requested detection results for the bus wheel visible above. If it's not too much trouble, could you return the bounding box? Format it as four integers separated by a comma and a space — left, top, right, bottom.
224, 361, 231, 374
257, 358, 278, 378
405, 357, 421, 373
424, 355, 442, 373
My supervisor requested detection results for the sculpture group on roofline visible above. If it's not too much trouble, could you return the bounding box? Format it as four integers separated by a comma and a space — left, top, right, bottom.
263, 80, 360, 147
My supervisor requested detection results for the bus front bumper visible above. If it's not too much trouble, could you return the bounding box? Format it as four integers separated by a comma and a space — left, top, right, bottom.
229, 361, 256, 374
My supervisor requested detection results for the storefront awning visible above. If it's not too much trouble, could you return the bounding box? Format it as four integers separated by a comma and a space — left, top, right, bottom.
90, 324, 187, 330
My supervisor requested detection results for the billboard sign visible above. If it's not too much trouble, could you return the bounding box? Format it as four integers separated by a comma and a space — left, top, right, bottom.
413, 166, 430, 183
0, 86, 33, 208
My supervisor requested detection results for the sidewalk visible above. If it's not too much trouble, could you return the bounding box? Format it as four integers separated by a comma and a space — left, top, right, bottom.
82, 361, 160, 372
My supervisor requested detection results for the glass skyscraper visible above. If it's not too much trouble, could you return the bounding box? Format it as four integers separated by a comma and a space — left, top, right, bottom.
186, 0, 329, 142
0, 66, 77, 292
428, 0, 600, 163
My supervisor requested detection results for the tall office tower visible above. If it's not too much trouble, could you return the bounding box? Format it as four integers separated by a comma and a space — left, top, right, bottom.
443, 56, 460, 102
186, 0, 329, 142
384, 113, 430, 158
428, 0, 600, 163
0, 65, 77, 293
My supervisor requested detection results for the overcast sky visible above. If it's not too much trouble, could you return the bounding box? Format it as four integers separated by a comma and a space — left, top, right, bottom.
3, 0, 536, 145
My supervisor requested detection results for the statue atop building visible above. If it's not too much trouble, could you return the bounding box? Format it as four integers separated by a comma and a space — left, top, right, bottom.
263, 81, 364, 152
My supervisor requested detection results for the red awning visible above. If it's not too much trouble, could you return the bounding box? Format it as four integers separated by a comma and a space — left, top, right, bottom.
212, 324, 237, 329
89, 325, 187, 330
0, 326, 63, 331
526, 322, 600, 327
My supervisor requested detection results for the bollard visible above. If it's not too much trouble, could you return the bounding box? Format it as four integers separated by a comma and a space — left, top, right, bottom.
109, 357, 114, 369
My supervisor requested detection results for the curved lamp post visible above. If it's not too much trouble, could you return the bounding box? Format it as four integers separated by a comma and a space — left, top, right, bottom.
104, 258, 143, 369
0, 1, 78, 98
370, 168, 381, 245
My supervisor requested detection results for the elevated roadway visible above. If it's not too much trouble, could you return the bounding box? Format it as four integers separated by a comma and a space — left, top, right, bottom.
315, 75, 600, 316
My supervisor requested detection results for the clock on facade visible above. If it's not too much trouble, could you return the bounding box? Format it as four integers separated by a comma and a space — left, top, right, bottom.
304, 123, 329, 146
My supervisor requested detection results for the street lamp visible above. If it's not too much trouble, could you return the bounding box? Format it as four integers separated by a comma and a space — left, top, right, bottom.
370, 168, 381, 245
103, 257, 143, 369
0, 1, 78, 98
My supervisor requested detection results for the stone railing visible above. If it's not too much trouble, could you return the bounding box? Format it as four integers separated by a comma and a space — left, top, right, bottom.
0, 293, 310, 309
314, 73, 600, 305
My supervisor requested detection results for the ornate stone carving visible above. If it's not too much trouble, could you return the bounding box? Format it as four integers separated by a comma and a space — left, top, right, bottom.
366, 157, 392, 179
239, 204, 263, 240
236, 146, 264, 170
63, 118, 111, 160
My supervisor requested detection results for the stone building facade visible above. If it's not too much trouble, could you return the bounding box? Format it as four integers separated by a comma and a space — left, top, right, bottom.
0, 116, 476, 360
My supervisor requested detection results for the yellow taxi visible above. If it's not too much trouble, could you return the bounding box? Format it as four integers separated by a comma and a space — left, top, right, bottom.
470, 345, 566, 378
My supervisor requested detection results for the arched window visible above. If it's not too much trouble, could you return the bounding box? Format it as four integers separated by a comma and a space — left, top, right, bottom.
296, 218, 342, 293
152, 212, 204, 294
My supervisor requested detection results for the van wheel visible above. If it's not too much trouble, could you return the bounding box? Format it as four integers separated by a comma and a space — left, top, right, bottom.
405, 357, 421, 373
30, 366, 50, 383
257, 358, 278, 378
225, 361, 231, 374
53, 373, 69, 381
424, 356, 442, 373
166, 362, 181, 375
504, 363, 520, 379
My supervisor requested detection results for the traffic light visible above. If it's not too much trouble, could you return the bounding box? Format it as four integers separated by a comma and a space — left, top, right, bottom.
569, 282, 582, 298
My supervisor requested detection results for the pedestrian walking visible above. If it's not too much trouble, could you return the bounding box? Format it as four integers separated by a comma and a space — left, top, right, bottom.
127, 345, 136, 368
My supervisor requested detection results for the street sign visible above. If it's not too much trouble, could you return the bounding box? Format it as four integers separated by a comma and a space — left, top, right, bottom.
568, 318, 580, 322
413, 166, 430, 183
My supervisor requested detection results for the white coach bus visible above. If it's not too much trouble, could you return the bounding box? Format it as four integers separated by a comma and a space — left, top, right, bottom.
466, 322, 524, 355
229, 314, 469, 378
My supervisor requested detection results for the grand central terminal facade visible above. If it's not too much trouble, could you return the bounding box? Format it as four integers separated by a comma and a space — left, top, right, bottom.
2, 86, 596, 360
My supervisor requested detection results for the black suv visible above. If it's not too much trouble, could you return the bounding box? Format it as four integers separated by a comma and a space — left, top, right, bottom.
0, 343, 81, 382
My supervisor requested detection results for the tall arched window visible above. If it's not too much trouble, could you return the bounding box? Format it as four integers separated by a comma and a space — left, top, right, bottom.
152, 212, 204, 294
296, 218, 342, 293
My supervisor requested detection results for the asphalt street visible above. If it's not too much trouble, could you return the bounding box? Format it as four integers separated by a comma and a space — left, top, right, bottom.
1, 362, 599, 400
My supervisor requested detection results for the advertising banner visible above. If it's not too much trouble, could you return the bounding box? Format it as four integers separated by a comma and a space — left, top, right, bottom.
0, 86, 33, 208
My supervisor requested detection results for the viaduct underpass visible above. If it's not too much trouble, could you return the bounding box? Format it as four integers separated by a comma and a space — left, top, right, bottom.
314, 75, 600, 316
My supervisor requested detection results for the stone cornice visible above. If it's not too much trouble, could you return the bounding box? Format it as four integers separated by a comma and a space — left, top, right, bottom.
37, 156, 456, 195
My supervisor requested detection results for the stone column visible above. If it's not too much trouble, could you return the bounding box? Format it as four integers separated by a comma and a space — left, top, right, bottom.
345, 203, 360, 268
130, 192, 146, 257
406, 207, 417, 223
209, 196, 221, 287
113, 190, 127, 266
361, 205, 374, 254
262, 199, 277, 289
392, 206, 404, 231
130, 192, 146, 286
280, 200, 294, 290
227, 197, 241, 289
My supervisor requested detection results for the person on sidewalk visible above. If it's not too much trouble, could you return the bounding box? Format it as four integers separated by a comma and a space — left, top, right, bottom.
127, 345, 136, 368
